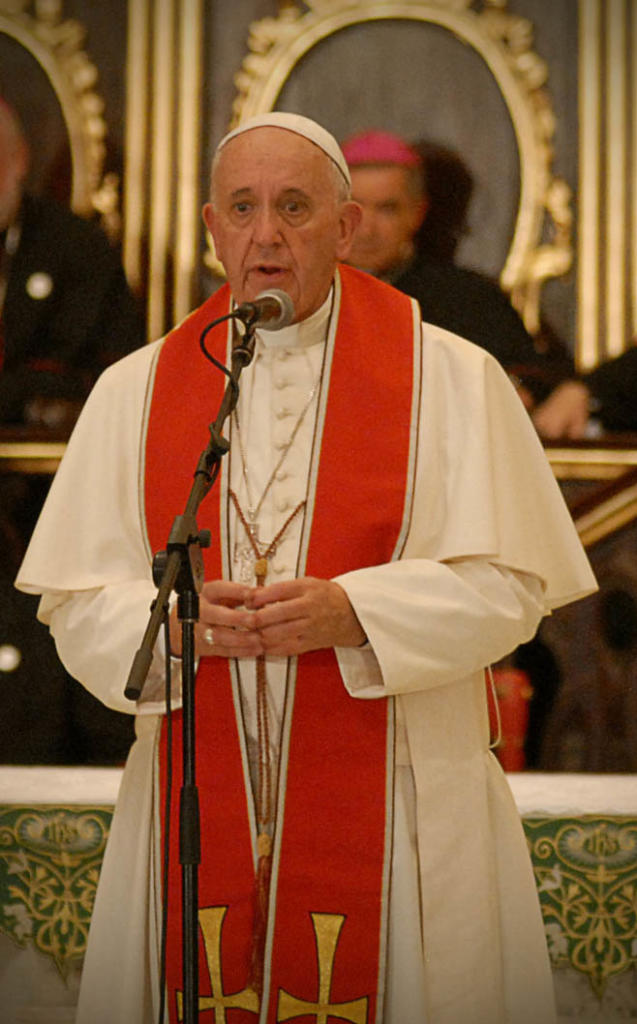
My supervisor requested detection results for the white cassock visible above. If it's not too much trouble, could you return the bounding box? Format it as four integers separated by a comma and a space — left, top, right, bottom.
16, 281, 596, 1024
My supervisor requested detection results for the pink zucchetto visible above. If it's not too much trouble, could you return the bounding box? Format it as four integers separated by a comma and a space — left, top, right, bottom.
217, 112, 351, 187
341, 130, 422, 169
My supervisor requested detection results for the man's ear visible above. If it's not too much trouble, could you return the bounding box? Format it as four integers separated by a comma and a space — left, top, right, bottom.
202, 202, 224, 263
202, 202, 215, 236
412, 197, 429, 233
335, 201, 363, 261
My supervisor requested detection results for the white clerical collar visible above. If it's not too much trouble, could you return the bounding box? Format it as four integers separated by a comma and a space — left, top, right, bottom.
256, 286, 333, 351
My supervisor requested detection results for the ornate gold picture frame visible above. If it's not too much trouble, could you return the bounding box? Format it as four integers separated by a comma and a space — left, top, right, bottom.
221, 0, 572, 337
0, 0, 117, 236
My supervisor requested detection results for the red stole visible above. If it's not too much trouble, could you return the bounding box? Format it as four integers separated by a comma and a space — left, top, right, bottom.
145, 265, 419, 1022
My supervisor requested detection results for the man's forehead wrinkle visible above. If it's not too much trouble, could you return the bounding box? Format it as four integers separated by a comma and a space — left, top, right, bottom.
224, 186, 313, 209
228, 185, 310, 195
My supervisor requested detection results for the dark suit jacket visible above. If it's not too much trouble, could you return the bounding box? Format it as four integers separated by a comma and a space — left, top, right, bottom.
1, 193, 144, 423
393, 257, 573, 402
0, 196, 142, 763
584, 346, 637, 432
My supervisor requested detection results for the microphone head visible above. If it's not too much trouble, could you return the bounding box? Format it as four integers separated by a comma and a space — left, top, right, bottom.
254, 289, 295, 330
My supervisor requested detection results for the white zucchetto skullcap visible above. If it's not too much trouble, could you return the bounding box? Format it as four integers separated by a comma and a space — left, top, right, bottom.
217, 112, 351, 188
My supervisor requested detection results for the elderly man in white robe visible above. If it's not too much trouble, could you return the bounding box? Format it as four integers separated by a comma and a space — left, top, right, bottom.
16, 113, 596, 1024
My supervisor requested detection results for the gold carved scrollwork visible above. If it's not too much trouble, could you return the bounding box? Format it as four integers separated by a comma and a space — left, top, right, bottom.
220, 0, 572, 335
0, 0, 119, 238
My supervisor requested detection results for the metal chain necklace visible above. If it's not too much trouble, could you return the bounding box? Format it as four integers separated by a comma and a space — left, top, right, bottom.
230, 372, 319, 990
231, 365, 320, 583
229, 407, 315, 958
229, 485, 310, 996
229, 488, 308, 995
228, 301, 333, 994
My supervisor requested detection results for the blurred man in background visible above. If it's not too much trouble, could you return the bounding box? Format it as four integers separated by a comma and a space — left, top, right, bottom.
1, 97, 141, 764
341, 128, 571, 410
0, 97, 144, 429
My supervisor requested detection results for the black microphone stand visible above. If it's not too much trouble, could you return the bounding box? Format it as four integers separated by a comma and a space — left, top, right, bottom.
124, 314, 259, 1024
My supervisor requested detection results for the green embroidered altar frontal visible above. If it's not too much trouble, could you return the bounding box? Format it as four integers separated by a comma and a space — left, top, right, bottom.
0, 804, 111, 976
525, 815, 637, 997
2, 765, 637, 1023
1, 804, 636, 1001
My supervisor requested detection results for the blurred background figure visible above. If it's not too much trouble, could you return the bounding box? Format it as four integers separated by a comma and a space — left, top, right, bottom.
410, 139, 474, 265
533, 342, 637, 439
0, 97, 144, 429
0, 97, 141, 765
341, 128, 573, 411
341, 127, 570, 768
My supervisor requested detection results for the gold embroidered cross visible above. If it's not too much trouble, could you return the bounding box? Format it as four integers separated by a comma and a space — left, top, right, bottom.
176, 906, 259, 1022
277, 913, 368, 1024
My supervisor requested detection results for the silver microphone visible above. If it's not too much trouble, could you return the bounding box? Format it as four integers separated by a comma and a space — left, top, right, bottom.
233, 289, 295, 330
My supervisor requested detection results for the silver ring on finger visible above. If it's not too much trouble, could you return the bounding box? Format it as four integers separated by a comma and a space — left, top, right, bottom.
204, 626, 215, 647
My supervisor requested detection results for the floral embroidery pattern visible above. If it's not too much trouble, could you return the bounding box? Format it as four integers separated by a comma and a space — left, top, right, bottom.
0, 807, 110, 976
525, 817, 637, 996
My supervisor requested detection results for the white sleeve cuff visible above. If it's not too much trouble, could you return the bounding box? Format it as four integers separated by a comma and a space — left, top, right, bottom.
335, 642, 386, 699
